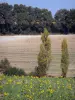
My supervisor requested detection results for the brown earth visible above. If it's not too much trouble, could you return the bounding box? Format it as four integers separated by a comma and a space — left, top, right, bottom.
0, 35, 75, 77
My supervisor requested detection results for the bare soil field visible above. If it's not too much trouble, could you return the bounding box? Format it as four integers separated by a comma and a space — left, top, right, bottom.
0, 35, 75, 77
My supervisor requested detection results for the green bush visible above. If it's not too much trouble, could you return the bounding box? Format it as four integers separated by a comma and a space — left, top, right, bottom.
3, 67, 27, 76
0, 58, 11, 72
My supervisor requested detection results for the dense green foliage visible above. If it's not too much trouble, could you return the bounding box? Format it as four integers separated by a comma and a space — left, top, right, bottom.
0, 58, 11, 72
0, 58, 26, 76
0, 75, 75, 100
3, 67, 26, 76
0, 3, 75, 35
61, 39, 69, 77
0, 3, 53, 34
36, 28, 51, 77
54, 9, 75, 34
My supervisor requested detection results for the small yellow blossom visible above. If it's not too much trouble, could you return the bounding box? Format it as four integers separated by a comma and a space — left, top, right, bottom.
67, 84, 72, 90
47, 89, 54, 94
4, 92, 9, 96
16, 82, 22, 85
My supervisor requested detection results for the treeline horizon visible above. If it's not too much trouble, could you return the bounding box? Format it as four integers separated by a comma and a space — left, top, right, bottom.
0, 3, 75, 35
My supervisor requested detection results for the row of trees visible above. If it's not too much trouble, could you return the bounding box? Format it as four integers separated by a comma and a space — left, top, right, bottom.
0, 3, 75, 35
36, 28, 69, 77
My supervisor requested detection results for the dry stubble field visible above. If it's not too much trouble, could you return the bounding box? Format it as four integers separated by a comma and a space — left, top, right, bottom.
0, 35, 75, 77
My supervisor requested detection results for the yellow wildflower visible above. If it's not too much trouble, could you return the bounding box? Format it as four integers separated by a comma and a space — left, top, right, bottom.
47, 88, 54, 94
4, 92, 9, 96
16, 82, 22, 85
67, 84, 72, 90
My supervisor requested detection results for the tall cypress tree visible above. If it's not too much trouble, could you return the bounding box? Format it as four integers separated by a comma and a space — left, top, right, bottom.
36, 28, 51, 77
61, 38, 69, 77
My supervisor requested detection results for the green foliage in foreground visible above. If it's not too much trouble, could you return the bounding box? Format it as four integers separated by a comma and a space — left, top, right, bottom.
0, 75, 75, 100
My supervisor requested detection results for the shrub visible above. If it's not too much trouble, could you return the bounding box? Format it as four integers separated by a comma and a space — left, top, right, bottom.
36, 28, 52, 77
3, 67, 27, 76
61, 38, 69, 77
0, 58, 11, 72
